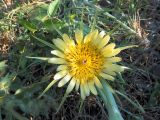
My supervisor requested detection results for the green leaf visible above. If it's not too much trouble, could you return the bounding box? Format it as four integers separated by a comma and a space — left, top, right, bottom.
38, 79, 58, 99
31, 4, 49, 22
19, 19, 37, 33
0, 60, 7, 72
43, 18, 65, 31
48, 0, 60, 16
0, 73, 16, 93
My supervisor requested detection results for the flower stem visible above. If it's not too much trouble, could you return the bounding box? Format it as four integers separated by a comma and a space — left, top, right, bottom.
97, 79, 124, 120
79, 98, 84, 113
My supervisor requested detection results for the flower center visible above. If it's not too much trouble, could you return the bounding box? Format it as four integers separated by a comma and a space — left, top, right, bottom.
82, 59, 87, 64
65, 42, 104, 83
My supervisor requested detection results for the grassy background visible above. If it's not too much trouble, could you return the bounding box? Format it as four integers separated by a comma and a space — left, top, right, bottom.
0, 0, 160, 120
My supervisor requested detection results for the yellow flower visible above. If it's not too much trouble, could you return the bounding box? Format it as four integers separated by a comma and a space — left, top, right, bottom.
49, 30, 136, 99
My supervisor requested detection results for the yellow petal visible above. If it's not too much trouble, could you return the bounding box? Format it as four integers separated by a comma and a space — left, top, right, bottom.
91, 30, 102, 45
112, 65, 127, 72
104, 64, 126, 73
48, 58, 67, 64
99, 72, 115, 81
118, 45, 138, 51
102, 43, 115, 53
88, 81, 97, 95
94, 76, 103, 88
75, 79, 80, 91
106, 49, 121, 57
103, 62, 112, 67
75, 29, 83, 44
63, 34, 75, 47
103, 68, 116, 76
53, 38, 66, 51
84, 32, 92, 43
83, 82, 90, 96
51, 50, 65, 58
58, 74, 71, 87
103, 45, 137, 57
57, 65, 68, 71
86, 30, 99, 44
102, 44, 122, 58
106, 57, 122, 63
80, 84, 86, 100
98, 35, 110, 49
62, 34, 71, 43
99, 31, 106, 38
54, 70, 67, 80
66, 78, 76, 94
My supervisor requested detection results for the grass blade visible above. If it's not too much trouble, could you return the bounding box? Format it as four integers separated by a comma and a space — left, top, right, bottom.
32, 35, 56, 49
116, 90, 145, 113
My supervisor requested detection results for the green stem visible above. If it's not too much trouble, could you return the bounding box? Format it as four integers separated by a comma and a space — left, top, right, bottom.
56, 92, 68, 113
97, 79, 124, 120
51, 22, 63, 37
84, 0, 136, 34
103, 12, 136, 34
78, 99, 84, 113
91, 9, 98, 31
80, 6, 84, 30
31, 34, 56, 49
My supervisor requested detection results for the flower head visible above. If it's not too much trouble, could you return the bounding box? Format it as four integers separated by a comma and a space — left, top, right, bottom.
49, 30, 135, 99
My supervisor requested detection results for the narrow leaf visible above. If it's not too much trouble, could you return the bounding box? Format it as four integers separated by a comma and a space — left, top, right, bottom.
38, 79, 58, 99
48, 0, 60, 16
31, 35, 56, 49
6, 107, 28, 120
116, 91, 145, 113
19, 19, 37, 33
